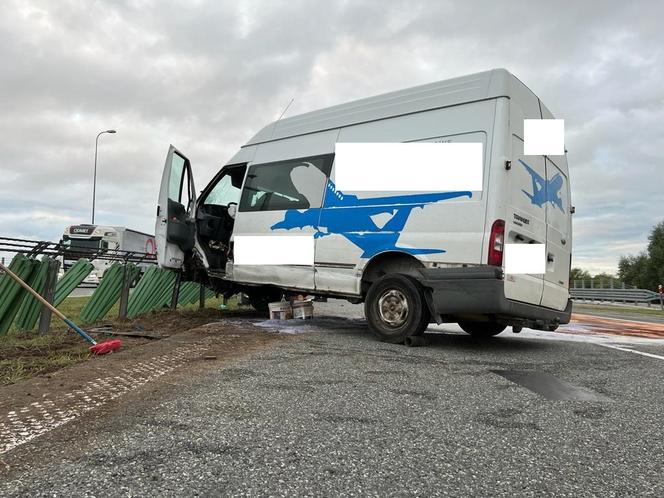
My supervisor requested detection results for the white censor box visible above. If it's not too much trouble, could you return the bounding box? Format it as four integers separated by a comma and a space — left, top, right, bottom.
504, 243, 546, 275
524, 119, 565, 156
234, 235, 315, 266
334, 142, 483, 192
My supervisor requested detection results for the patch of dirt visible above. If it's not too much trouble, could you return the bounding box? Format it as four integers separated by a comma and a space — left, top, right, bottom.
0, 317, 290, 476
0, 314, 285, 422
0, 307, 261, 386
99, 307, 258, 337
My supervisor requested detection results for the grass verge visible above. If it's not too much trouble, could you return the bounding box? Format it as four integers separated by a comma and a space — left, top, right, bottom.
0, 331, 89, 385
1, 294, 246, 386
573, 302, 664, 318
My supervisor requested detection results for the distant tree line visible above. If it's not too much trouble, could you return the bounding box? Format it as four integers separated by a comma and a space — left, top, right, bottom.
569, 221, 664, 290
569, 268, 617, 288
617, 220, 664, 290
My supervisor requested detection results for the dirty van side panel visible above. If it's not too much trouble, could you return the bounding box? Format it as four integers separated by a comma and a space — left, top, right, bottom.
229, 130, 338, 291
314, 101, 495, 295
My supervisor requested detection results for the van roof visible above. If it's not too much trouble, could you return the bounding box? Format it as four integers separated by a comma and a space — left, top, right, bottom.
245, 68, 540, 146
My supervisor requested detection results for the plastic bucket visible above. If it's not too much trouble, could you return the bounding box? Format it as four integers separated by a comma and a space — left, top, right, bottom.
268, 301, 292, 320
292, 300, 314, 320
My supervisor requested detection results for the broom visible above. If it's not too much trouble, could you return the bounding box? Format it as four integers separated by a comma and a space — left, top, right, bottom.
0, 261, 121, 355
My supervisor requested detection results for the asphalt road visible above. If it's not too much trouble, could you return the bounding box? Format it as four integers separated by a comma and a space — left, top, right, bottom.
2, 302, 664, 497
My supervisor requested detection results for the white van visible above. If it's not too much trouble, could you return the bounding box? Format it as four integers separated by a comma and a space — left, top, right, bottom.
155, 68, 572, 343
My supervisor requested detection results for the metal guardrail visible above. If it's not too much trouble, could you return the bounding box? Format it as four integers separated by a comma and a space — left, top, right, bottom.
570, 288, 661, 303
0, 236, 216, 335
571, 278, 636, 290
0, 236, 157, 265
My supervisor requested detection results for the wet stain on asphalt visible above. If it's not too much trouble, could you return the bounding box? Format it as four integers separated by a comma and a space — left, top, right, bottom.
492, 370, 611, 402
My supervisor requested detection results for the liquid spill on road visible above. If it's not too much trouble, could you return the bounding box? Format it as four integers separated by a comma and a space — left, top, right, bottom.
564, 314, 664, 339
492, 369, 611, 402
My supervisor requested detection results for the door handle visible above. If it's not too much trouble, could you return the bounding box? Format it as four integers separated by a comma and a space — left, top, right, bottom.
547, 254, 554, 263
561, 238, 567, 245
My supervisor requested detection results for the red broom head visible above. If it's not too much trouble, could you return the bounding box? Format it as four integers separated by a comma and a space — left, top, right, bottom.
90, 339, 122, 355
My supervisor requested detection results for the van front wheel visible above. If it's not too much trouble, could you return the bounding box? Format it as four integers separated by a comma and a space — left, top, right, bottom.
458, 321, 506, 337
364, 274, 430, 344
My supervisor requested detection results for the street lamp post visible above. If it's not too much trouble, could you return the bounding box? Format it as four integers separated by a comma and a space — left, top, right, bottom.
92, 129, 117, 224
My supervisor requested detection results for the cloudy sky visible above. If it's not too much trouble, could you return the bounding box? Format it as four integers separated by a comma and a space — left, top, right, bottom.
1, 0, 662, 273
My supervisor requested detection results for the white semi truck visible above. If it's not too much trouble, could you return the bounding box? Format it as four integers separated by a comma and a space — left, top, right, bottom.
61, 224, 156, 282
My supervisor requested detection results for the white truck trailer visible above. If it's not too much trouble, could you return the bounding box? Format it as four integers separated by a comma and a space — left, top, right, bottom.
61, 224, 156, 282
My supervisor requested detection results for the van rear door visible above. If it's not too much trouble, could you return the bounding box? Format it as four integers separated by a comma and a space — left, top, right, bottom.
504, 135, 546, 305
155, 145, 196, 269
540, 157, 571, 310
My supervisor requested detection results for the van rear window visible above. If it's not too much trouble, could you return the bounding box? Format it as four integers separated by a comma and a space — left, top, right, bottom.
239, 154, 333, 212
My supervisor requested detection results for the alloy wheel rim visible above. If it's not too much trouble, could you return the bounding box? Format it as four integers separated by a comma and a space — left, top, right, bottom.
378, 289, 409, 327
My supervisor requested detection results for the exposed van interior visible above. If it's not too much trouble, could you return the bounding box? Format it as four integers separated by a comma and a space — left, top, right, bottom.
195, 164, 246, 270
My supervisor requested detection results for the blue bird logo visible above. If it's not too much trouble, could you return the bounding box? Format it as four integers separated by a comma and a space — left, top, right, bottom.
271, 180, 472, 258
519, 159, 564, 212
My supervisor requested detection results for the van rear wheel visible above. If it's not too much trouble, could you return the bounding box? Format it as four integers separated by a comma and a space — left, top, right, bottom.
364, 274, 430, 344
458, 321, 506, 337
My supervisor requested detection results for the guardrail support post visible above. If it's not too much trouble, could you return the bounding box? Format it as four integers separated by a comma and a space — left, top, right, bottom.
118, 262, 132, 320
38, 259, 60, 335
199, 283, 205, 309
170, 271, 182, 310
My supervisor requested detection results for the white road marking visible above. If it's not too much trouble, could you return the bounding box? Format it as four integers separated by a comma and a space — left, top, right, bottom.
599, 343, 664, 361
0, 342, 210, 455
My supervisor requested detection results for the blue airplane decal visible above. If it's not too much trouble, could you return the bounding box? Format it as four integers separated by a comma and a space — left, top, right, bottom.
271, 180, 472, 258
519, 159, 564, 212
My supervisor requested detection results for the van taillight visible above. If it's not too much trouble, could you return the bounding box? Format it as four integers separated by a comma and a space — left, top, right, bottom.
488, 219, 505, 266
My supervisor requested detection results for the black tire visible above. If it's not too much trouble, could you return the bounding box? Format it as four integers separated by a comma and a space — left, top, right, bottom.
247, 288, 282, 314
458, 321, 506, 337
364, 274, 430, 344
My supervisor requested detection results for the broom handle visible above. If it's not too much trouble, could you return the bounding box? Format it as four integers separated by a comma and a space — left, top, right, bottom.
0, 261, 67, 321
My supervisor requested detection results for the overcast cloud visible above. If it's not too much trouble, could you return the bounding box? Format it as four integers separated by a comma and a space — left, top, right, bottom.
1, 0, 663, 273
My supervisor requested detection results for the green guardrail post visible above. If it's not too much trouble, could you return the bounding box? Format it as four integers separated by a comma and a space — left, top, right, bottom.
38, 258, 61, 335
118, 262, 132, 320
170, 271, 182, 310
0, 255, 39, 335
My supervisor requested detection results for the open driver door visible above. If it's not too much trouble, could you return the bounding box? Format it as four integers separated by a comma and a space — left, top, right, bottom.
155, 145, 196, 269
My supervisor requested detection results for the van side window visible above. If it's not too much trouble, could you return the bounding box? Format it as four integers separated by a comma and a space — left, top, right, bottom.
239, 154, 333, 212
